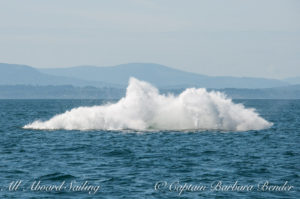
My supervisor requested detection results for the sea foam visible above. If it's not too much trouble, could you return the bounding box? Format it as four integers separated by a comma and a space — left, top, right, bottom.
24, 78, 272, 131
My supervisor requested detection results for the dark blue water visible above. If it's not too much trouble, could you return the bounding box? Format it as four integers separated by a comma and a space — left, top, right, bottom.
0, 99, 299, 198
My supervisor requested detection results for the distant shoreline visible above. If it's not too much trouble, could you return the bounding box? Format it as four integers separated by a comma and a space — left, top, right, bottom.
0, 85, 300, 99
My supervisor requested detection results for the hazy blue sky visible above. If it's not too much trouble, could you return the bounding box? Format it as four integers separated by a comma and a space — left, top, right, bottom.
0, 0, 299, 78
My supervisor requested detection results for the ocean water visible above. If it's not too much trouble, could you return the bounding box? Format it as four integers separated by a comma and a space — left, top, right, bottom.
0, 99, 299, 198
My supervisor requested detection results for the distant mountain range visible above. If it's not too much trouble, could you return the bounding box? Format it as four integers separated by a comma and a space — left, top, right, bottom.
0, 62, 292, 89
1, 62, 299, 99
40, 63, 291, 89
0, 63, 116, 87
284, 77, 300, 85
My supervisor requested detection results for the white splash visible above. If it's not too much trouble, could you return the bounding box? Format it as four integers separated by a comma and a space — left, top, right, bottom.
24, 78, 272, 131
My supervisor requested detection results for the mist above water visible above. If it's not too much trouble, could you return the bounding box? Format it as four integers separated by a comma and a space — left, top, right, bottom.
24, 78, 272, 131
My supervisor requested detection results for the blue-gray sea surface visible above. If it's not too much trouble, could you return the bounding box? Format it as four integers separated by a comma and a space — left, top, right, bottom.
0, 99, 299, 198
